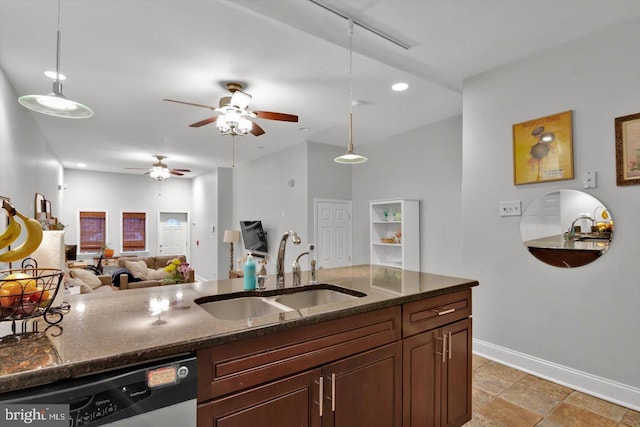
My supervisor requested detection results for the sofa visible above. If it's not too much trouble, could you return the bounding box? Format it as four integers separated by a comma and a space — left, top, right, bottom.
114, 255, 194, 290
67, 255, 194, 293
67, 268, 115, 293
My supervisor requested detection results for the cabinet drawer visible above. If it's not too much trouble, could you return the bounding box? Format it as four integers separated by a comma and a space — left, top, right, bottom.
402, 289, 471, 337
198, 306, 401, 402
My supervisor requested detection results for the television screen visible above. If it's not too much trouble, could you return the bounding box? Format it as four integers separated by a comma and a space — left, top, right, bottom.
240, 221, 268, 254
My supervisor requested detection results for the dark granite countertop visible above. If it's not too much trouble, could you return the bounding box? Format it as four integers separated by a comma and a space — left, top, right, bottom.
0, 265, 478, 394
524, 234, 610, 252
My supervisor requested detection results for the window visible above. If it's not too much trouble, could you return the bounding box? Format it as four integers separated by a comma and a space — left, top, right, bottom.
79, 211, 106, 253
122, 212, 146, 252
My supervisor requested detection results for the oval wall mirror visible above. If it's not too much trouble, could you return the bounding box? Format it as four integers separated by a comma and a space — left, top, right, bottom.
520, 190, 614, 268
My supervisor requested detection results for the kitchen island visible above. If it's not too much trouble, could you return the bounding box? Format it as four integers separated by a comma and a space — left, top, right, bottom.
0, 265, 478, 426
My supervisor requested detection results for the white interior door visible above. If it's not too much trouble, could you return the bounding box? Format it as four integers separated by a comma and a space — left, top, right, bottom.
314, 199, 352, 269
158, 212, 189, 258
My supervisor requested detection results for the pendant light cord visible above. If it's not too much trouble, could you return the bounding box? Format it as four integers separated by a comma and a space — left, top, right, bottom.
348, 19, 354, 149
55, 0, 61, 83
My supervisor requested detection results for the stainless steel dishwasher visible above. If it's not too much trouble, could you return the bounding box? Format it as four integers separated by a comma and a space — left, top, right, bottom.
0, 353, 197, 426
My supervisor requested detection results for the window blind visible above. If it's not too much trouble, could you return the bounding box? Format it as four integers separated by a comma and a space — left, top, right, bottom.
122, 212, 146, 252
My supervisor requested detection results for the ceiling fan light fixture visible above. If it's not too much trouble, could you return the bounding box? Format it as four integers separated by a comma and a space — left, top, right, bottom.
18, 0, 93, 119
230, 90, 252, 109
149, 166, 171, 181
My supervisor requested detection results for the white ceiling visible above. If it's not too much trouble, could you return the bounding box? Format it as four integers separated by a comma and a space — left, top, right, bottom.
2, 0, 640, 176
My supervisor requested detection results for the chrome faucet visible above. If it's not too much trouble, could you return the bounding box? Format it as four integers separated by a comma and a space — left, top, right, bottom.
276, 230, 301, 288
568, 215, 595, 238
292, 252, 309, 287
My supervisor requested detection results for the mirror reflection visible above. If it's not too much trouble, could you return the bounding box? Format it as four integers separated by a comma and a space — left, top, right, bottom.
520, 190, 614, 268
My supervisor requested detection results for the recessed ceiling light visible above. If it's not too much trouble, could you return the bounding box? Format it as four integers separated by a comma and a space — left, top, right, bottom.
44, 71, 66, 81
392, 82, 408, 91
77, 163, 86, 168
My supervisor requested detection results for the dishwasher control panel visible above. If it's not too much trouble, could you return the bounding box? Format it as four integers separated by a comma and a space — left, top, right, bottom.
0, 354, 197, 427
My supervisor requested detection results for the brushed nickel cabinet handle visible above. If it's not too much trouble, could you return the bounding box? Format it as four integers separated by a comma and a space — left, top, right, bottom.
432, 307, 455, 316
436, 334, 446, 363
448, 331, 452, 360
331, 373, 336, 412
315, 377, 323, 417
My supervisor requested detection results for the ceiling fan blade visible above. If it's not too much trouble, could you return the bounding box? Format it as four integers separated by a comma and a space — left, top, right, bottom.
169, 171, 184, 176
124, 167, 151, 170
189, 116, 218, 128
254, 111, 298, 122
163, 98, 216, 110
171, 168, 191, 172
251, 121, 265, 136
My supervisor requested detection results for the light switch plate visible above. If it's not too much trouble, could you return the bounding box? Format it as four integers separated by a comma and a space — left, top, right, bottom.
583, 170, 596, 188
499, 200, 522, 217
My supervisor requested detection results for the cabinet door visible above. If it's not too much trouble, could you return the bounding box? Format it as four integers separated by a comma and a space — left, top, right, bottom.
441, 318, 472, 427
323, 342, 402, 427
197, 369, 322, 427
403, 329, 440, 427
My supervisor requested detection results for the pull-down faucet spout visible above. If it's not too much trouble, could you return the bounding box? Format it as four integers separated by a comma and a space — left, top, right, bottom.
276, 230, 301, 288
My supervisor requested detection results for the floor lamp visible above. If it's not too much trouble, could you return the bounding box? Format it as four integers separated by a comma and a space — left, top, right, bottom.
223, 230, 241, 272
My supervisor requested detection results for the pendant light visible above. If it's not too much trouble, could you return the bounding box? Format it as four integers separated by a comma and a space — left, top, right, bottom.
18, 0, 93, 119
335, 19, 367, 164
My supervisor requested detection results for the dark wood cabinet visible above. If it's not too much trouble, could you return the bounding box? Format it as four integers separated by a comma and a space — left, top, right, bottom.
197, 289, 473, 427
197, 369, 322, 427
440, 318, 472, 427
323, 342, 402, 427
198, 342, 402, 427
402, 290, 472, 427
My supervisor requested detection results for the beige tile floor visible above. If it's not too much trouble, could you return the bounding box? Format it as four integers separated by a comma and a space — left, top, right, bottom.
465, 355, 640, 427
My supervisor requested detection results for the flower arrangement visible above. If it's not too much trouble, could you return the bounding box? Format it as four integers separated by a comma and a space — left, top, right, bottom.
162, 258, 192, 285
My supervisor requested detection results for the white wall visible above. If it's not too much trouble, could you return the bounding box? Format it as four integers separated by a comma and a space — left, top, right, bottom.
463, 19, 640, 407
352, 116, 464, 276
0, 67, 63, 269
307, 141, 352, 246
233, 143, 308, 274
62, 169, 192, 259
191, 168, 233, 280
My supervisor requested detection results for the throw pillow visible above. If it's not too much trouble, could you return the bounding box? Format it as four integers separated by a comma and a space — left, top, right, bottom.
66, 277, 94, 294
125, 260, 149, 280
70, 268, 102, 290
146, 268, 168, 280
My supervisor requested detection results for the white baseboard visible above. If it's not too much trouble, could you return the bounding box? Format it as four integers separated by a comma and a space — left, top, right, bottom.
473, 339, 640, 412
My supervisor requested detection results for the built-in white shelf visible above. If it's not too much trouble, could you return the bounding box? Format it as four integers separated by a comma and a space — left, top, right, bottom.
370, 199, 419, 271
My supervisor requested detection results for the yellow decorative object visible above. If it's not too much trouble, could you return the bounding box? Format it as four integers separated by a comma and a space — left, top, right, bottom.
0, 202, 44, 263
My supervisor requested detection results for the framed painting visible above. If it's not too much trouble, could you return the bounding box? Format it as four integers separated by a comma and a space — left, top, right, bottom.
614, 112, 640, 186
512, 110, 574, 185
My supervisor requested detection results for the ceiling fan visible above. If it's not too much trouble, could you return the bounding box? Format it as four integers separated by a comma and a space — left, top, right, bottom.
163, 82, 298, 137
125, 155, 191, 181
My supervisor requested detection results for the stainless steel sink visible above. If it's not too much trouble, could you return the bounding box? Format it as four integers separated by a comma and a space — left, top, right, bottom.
275, 288, 359, 310
194, 284, 366, 320
198, 297, 291, 320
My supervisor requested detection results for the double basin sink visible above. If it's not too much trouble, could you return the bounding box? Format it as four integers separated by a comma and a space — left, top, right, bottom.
194, 284, 366, 320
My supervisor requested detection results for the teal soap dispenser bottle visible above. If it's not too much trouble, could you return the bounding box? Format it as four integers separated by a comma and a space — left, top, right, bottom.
244, 252, 256, 290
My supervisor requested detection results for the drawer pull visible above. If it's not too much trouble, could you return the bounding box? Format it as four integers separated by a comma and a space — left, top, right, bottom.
432, 307, 456, 316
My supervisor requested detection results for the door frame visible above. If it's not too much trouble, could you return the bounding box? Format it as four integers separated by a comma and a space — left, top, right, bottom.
157, 211, 191, 259
313, 198, 353, 269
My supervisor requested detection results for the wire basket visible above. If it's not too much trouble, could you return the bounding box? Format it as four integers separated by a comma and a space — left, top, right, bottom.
0, 267, 64, 324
